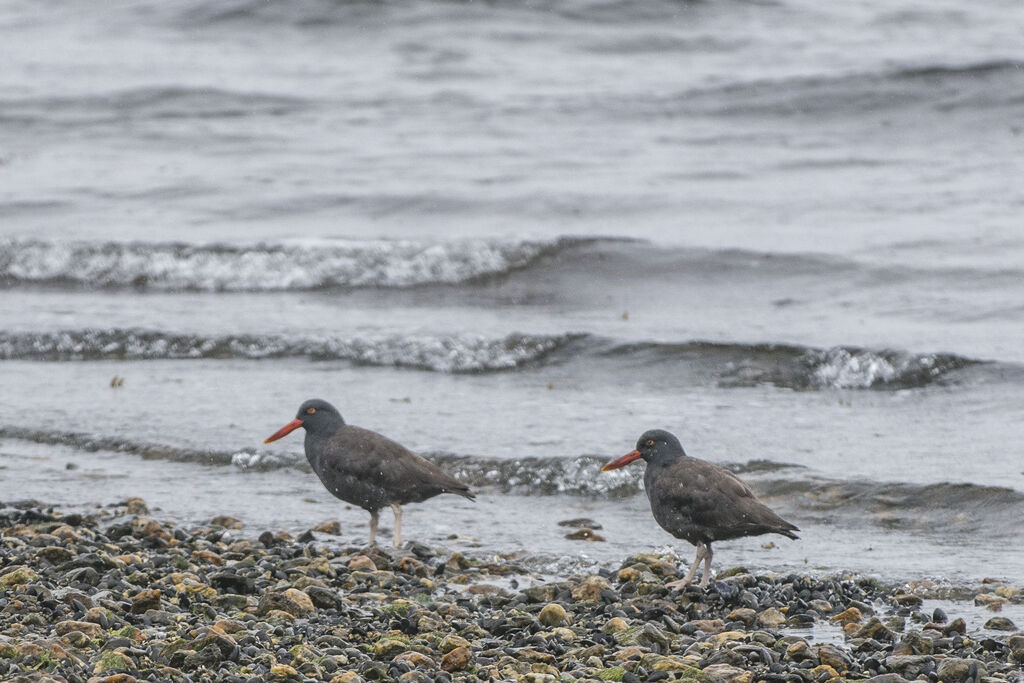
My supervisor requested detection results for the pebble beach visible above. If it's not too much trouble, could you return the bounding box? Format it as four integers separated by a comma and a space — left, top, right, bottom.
1, 499, 1021, 683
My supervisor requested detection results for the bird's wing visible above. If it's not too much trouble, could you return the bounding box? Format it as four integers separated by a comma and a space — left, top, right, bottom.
338, 426, 473, 500
661, 459, 794, 539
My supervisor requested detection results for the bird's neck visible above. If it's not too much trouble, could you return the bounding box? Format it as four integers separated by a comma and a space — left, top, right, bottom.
304, 421, 343, 454
306, 419, 343, 440
648, 450, 686, 468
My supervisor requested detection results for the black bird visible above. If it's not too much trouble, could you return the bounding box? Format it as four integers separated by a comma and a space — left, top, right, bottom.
602, 429, 798, 588
264, 399, 474, 547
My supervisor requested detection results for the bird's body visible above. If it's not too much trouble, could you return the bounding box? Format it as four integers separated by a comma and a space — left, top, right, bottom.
603, 429, 798, 588
644, 456, 798, 546
265, 399, 474, 547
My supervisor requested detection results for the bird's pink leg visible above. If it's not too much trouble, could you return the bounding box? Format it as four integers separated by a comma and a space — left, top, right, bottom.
391, 504, 403, 548
666, 543, 706, 589
368, 510, 379, 546
698, 544, 714, 588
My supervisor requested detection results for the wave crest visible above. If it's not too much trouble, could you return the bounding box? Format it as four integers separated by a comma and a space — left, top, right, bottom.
3, 426, 1018, 534
802, 347, 970, 389
0, 425, 793, 498
680, 60, 1024, 118
763, 477, 1024, 534
606, 341, 977, 390
0, 328, 980, 387
0, 329, 578, 373
0, 238, 583, 291
0, 425, 236, 466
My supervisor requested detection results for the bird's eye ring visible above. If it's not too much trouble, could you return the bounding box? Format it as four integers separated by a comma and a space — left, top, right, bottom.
306, 407, 316, 415
646, 439, 654, 447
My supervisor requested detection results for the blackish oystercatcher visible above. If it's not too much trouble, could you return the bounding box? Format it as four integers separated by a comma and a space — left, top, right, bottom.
602, 429, 798, 588
265, 399, 474, 547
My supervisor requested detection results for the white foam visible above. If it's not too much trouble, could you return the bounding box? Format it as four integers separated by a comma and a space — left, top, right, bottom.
230, 450, 299, 471
0, 329, 574, 372
327, 333, 568, 372
0, 238, 563, 290
812, 348, 899, 388
808, 347, 962, 389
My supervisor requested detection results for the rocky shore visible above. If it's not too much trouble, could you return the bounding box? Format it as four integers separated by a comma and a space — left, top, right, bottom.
0, 499, 1021, 683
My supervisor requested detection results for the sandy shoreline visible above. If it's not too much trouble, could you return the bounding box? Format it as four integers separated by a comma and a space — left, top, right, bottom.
0, 499, 1021, 683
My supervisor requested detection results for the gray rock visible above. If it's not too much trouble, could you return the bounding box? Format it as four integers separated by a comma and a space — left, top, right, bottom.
983, 617, 1016, 631
884, 655, 934, 678
937, 657, 987, 683
305, 585, 345, 610
637, 622, 670, 650
866, 675, 913, 683
183, 643, 224, 669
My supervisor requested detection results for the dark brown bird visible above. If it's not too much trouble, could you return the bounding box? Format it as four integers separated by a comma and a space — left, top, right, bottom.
602, 429, 798, 588
264, 398, 474, 547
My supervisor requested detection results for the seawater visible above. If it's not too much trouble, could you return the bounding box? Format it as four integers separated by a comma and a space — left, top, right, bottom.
1, 0, 1023, 584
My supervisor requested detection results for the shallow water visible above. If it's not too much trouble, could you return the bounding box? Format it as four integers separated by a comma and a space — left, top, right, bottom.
1, 0, 1023, 584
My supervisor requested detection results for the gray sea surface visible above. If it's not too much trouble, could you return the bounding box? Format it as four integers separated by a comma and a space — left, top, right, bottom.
1, 0, 1022, 583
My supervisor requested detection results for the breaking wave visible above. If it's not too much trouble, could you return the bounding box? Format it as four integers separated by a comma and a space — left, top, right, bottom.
0, 425, 793, 498
0, 86, 303, 128
424, 454, 803, 499
673, 60, 1024, 118
767, 477, 1024, 512
0, 425, 238, 467
0, 329, 579, 373
600, 340, 979, 390
761, 477, 1024, 534
4, 238, 1019, 299
0, 237, 588, 291
0, 327, 983, 388
2, 425, 1017, 534
803, 347, 960, 389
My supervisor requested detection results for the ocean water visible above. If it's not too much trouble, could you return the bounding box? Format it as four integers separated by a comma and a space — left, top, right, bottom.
1, 0, 1023, 583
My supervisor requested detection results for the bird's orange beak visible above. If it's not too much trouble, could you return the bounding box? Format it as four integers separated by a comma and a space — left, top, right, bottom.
264, 418, 304, 443
601, 449, 643, 471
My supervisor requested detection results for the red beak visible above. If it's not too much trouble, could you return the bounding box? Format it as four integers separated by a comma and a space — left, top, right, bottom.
264, 418, 304, 443
601, 449, 643, 472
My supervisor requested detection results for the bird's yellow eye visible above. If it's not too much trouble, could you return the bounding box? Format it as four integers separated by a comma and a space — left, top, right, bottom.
646, 440, 655, 447
306, 407, 316, 415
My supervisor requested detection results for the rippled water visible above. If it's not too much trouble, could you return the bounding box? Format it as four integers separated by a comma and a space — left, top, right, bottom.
1, 0, 1022, 583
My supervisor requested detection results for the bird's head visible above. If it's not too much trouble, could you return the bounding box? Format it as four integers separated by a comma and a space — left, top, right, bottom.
264, 398, 344, 443
601, 429, 685, 471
